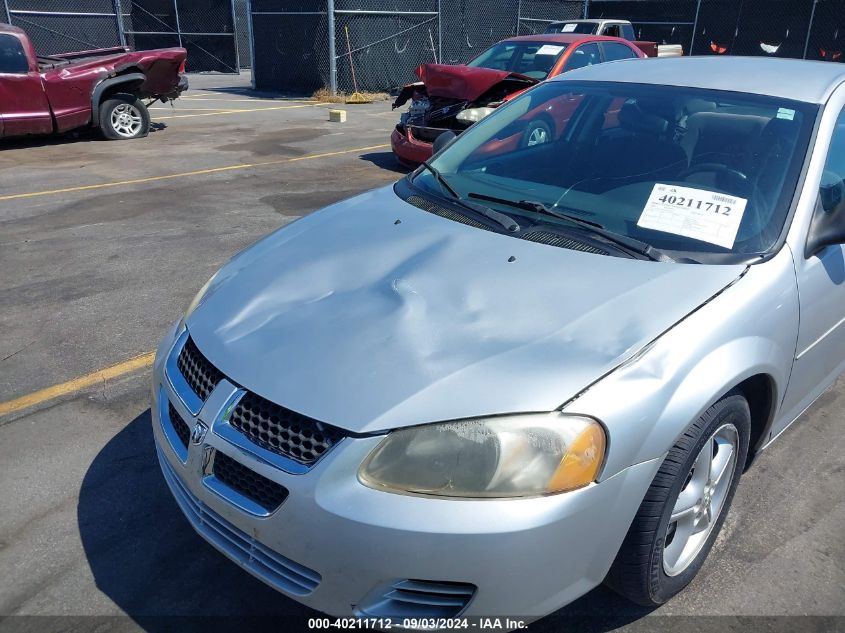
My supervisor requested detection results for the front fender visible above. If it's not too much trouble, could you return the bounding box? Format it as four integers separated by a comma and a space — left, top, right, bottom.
564, 247, 799, 480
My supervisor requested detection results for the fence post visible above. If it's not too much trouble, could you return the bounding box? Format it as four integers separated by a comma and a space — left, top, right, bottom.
173, 0, 183, 47
437, 0, 442, 63
583, 0, 590, 19
689, 0, 701, 55
327, 0, 337, 95
113, 0, 126, 46
516, 0, 521, 36
3, 0, 11, 24
248, 0, 256, 87
230, 0, 240, 72
803, 0, 818, 60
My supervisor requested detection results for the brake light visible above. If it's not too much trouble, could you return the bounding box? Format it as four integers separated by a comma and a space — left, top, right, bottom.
178, 59, 186, 73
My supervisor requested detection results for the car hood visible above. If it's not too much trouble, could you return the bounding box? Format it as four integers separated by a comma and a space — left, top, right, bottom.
415, 63, 537, 101
187, 185, 745, 434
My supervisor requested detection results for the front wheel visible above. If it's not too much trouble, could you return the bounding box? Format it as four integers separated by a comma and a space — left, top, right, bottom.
521, 119, 552, 147
605, 392, 750, 606
99, 93, 150, 140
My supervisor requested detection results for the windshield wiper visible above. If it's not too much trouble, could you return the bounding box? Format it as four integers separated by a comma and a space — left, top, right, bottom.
417, 163, 519, 233
467, 192, 673, 262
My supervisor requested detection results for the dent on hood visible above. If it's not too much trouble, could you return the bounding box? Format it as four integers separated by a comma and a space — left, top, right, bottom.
187, 188, 749, 434
559, 266, 750, 411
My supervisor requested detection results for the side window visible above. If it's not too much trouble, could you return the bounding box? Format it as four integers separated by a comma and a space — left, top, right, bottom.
604, 25, 621, 38
0, 35, 28, 74
602, 42, 637, 62
563, 43, 601, 72
820, 109, 845, 212
621, 24, 636, 40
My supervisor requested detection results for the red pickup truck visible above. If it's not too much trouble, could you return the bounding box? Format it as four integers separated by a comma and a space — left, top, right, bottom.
0, 23, 187, 141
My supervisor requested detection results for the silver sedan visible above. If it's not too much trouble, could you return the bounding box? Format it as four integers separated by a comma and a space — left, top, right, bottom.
152, 56, 845, 621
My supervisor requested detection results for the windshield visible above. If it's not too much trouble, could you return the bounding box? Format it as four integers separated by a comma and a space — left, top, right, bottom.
414, 81, 816, 261
466, 41, 568, 80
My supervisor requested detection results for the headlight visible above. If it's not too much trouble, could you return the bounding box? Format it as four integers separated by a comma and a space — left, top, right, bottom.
359, 413, 605, 498
456, 107, 496, 124
184, 271, 218, 320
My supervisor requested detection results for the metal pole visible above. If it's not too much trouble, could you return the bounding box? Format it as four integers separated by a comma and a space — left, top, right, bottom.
803, 0, 818, 60
327, 0, 337, 95
690, 0, 702, 55
437, 0, 442, 63
230, 0, 240, 73
248, 0, 255, 88
246, 0, 254, 77
516, 0, 521, 36
173, 0, 183, 47
3, 0, 11, 24
583, 0, 590, 19
114, 0, 127, 47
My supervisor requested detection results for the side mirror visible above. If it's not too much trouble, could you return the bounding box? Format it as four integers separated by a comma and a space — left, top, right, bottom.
432, 130, 457, 155
806, 170, 845, 258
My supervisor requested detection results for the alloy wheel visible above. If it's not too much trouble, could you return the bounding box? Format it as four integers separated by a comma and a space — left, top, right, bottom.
111, 103, 143, 138
662, 423, 738, 576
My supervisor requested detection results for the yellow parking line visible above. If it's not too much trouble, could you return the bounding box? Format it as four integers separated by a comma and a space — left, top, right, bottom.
0, 140, 392, 416
148, 106, 255, 111
154, 103, 324, 120
0, 143, 389, 202
180, 97, 314, 104
0, 352, 155, 417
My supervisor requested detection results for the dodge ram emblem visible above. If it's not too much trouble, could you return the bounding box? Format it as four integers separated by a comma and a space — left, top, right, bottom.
190, 421, 209, 445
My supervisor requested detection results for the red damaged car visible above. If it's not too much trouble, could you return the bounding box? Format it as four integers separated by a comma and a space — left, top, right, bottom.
390, 33, 645, 167
0, 23, 187, 141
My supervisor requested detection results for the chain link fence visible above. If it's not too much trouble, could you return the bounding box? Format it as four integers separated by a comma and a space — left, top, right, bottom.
3, 0, 123, 55
252, 0, 845, 94
1, 0, 243, 72
122, 0, 240, 72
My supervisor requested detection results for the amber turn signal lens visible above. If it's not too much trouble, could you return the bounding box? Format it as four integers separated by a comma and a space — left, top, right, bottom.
546, 422, 606, 493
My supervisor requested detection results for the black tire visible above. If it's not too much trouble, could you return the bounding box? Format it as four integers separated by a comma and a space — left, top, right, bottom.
605, 392, 751, 606
98, 93, 150, 140
521, 118, 553, 148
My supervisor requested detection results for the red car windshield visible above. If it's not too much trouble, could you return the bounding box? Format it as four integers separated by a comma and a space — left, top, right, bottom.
466, 41, 568, 80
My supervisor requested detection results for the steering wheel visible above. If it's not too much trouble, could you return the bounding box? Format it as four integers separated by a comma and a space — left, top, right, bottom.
679, 163, 748, 183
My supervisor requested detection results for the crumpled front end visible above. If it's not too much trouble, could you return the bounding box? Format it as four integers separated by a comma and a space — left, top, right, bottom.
391, 63, 537, 166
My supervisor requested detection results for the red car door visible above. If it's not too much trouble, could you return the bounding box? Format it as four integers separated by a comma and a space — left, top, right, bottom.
0, 32, 53, 137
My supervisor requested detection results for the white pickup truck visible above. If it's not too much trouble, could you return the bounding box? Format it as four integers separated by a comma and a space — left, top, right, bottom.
545, 19, 684, 58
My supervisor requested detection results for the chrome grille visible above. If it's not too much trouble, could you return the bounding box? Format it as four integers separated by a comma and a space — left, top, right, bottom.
168, 401, 191, 449
158, 448, 320, 596
213, 450, 289, 513
229, 392, 344, 465
176, 336, 224, 403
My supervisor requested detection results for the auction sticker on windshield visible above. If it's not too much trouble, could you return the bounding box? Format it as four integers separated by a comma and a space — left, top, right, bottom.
537, 44, 565, 56
637, 184, 748, 249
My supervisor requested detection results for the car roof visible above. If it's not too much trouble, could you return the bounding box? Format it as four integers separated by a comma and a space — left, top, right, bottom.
548, 19, 624, 24
553, 56, 845, 104
0, 23, 26, 37
501, 33, 631, 45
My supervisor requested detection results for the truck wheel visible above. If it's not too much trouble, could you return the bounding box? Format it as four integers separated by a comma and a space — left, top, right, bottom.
605, 392, 750, 606
99, 93, 150, 140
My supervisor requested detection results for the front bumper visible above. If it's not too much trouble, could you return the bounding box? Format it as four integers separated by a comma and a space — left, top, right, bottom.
152, 321, 661, 618
390, 126, 433, 168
